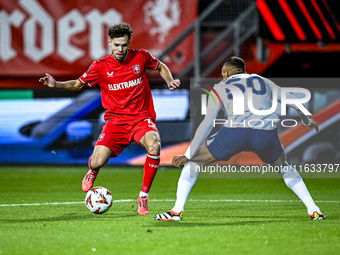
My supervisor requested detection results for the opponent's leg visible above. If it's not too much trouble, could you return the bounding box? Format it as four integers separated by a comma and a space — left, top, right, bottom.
273, 152, 325, 220
154, 142, 216, 221
172, 143, 215, 213
153, 162, 198, 221
138, 130, 161, 214
82, 145, 112, 192
172, 161, 199, 211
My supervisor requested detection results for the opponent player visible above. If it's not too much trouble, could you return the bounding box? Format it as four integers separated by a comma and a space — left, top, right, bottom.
154, 56, 325, 221
39, 22, 180, 215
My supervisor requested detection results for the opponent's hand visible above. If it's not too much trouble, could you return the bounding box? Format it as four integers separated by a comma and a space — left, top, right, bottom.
39, 73, 56, 88
172, 155, 189, 168
308, 119, 319, 132
168, 79, 180, 91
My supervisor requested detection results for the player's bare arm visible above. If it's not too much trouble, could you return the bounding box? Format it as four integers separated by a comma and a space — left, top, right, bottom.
172, 155, 190, 168
157, 62, 180, 90
39, 73, 85, 91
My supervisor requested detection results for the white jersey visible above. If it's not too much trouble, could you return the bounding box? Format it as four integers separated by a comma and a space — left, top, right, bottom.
214, 73, 280, 130
184, 73, 312, 159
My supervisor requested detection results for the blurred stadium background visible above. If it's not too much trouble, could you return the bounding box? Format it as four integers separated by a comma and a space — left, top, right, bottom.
1, 0, 340, 166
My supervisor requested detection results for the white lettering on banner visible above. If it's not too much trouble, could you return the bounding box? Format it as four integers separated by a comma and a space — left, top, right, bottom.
0, 0, 122, 63
108, 77, 142, 91
85, 9, 122, 60
0, 10, 25, 61
57, 9, 86, 62
20, 0, 54, 63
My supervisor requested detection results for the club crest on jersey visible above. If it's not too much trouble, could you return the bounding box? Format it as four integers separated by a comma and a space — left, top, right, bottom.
98, 133, 105, 141
132, 65, 141, 74
107, 71, 114, 77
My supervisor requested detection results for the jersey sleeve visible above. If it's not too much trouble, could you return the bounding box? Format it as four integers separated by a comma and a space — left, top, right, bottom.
184, 85, 221, 159
143, 49, 160, 70
263, 77, 281, 102
264, 77, 311, 126
78, 61, 100, 87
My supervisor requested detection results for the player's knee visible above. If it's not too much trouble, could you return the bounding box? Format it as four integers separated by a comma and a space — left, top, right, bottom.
146, 139, 161, 155
143, 132, 161, 154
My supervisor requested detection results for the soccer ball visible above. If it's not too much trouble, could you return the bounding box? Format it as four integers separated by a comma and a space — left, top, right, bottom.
85, 187, 113, 214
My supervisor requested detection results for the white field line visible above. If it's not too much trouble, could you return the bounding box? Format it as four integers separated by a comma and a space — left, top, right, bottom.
0, 199, 339, 207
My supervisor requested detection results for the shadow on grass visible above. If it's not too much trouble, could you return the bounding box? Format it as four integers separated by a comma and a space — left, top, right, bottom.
150, 217, 304, 227
0, 212, 138, 224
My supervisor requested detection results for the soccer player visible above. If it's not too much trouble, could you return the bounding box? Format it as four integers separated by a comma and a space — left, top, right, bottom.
154, 56, 325, 221
39, 22, 180, 215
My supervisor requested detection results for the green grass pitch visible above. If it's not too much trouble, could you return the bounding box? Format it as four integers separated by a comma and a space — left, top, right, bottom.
0, 165, 339, 255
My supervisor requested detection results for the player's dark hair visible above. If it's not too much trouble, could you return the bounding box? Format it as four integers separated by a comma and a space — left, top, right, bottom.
223, 56, 246, 74
108, 22, 134, 40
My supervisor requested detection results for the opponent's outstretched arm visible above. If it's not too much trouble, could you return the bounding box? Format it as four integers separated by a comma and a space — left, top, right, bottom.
172, 89, 221, 168
39, 73, 85, 91
265, 78, 319, 132
295, 109, 319, 132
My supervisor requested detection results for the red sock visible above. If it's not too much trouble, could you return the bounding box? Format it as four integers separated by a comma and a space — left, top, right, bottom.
141, 153, 160, 193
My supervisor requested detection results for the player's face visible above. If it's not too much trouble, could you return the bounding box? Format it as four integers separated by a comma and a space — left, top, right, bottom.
109, 36, 131, 62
